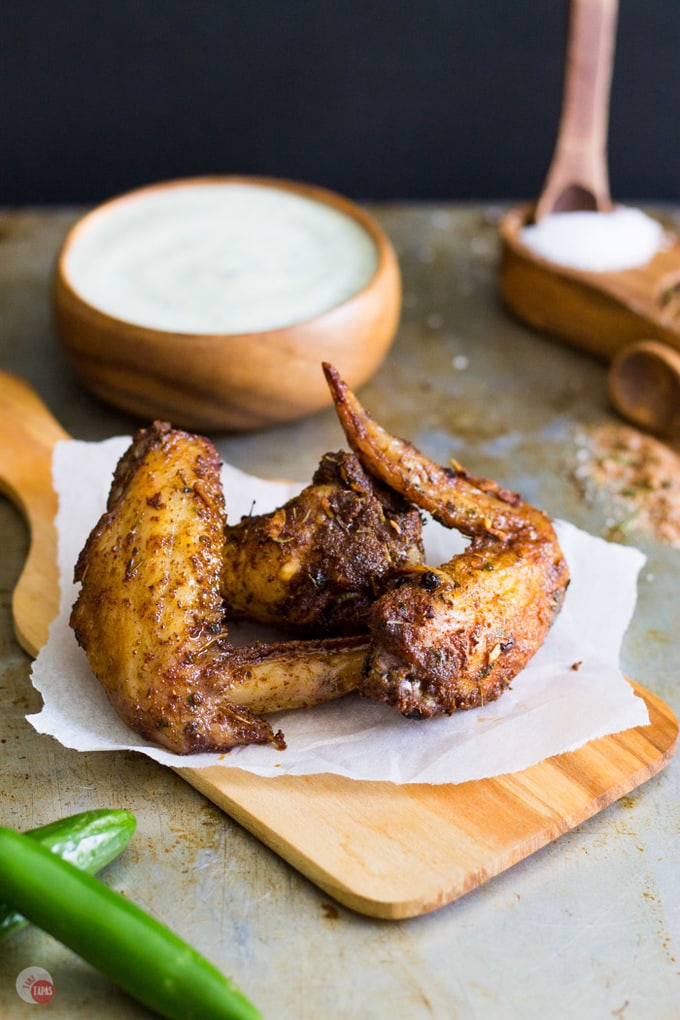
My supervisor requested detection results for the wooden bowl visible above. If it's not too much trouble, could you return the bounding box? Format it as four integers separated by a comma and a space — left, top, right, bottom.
54, 176, 401, 431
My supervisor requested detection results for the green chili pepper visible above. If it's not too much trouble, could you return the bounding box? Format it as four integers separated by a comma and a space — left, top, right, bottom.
0, 808, 136, 942
0, 827, 262, 1020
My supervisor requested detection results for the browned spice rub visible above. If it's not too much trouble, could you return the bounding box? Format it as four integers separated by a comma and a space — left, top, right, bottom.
222, 450, 424, 636
323, 363, 570, 718
70, 422, 367, 754
70, 367, 569, 753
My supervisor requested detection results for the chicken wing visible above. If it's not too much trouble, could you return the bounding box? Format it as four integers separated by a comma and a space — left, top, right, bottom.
70, 421, 367, 754
221, 450, 424, 635
323, 363, 570, 718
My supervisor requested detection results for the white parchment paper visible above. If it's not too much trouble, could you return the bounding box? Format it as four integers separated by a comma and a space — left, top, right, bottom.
27, 437, 650, 785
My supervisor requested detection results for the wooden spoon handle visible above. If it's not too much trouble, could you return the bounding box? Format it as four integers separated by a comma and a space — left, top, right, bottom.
535, 0, 618, 221
0, 372, 69, 655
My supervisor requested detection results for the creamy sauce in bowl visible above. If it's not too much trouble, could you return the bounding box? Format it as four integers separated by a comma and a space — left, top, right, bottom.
63, 181, 380, 334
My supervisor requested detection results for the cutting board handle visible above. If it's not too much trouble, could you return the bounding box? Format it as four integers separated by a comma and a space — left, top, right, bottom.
0, 372, 69, 655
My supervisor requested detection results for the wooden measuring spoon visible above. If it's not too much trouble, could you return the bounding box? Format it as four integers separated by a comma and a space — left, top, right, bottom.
534, 0, 618, 221
609, 339, 680, 440
498, 0, 680, 366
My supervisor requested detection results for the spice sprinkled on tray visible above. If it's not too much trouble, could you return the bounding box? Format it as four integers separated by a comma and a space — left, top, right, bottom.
571, 424, 680, 547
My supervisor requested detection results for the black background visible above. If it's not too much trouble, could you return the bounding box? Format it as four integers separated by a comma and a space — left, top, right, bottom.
2, 0, 679, 207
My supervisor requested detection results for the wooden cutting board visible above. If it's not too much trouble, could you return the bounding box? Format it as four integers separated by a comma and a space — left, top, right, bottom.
1, 371, 677, 920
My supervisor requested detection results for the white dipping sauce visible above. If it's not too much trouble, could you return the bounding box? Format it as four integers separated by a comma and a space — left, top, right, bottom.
520, 206, 665, 272
64, 182, 380, 333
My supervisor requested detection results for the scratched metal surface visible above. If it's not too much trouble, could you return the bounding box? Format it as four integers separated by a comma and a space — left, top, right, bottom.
0, 205, 678, 1019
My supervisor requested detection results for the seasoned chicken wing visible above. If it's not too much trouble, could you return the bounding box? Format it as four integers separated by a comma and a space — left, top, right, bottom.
70, 367, 570, 754
70, 421, 367, 754
323, 363, 570, 718
221, 450, 424, 635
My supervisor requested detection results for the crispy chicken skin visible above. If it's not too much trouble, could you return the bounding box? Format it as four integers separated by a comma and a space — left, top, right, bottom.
70, 422, 367, 754
221, 450, 424, 635
70, 369, 570, 753
323, 363, 570, 718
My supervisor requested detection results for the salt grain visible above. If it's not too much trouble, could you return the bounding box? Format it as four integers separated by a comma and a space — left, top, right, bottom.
430, 209, 452, 229
520, 206, 665, 272
416, 246, 435, 264
470, 236, 492, 256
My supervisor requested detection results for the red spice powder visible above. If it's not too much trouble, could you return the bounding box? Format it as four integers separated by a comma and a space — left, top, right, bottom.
571, 423, 680, 547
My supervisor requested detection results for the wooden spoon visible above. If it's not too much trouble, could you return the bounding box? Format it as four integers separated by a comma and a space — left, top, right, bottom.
499, 203, 680, 362
534, 0, 618, 222
499, 0, 680, 438
609, 339, 680, 440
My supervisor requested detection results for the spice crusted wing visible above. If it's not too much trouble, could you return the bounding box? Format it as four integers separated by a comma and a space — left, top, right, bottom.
221, 450, 424, 635
323, 363, 570, 718
70, 422, 367, 754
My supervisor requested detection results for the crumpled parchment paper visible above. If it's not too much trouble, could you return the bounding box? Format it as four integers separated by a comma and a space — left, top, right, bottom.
27, 437, 649, 785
